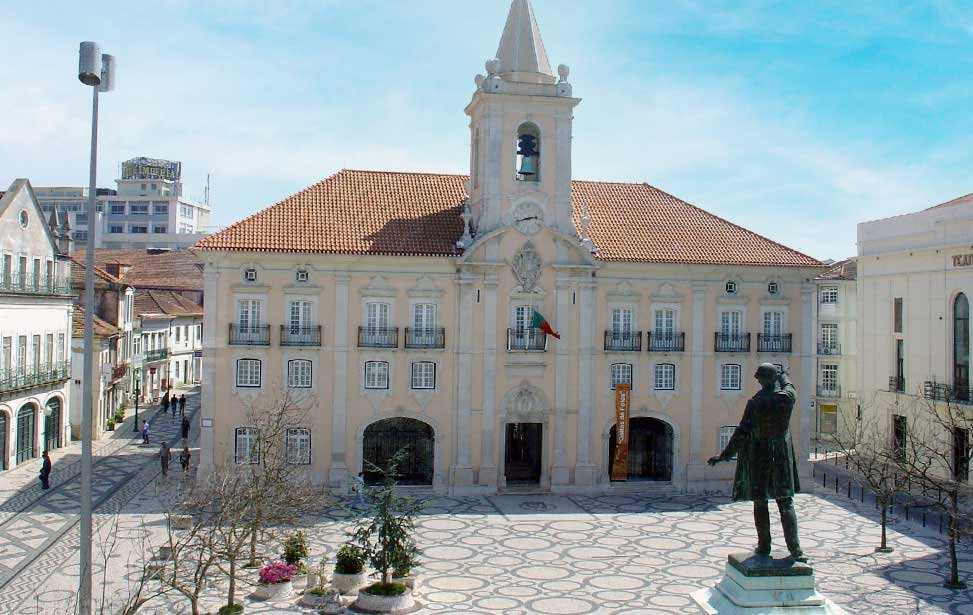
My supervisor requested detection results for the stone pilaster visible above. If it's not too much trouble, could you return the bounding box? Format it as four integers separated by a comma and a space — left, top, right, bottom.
197, 266, 219, 478
687, 281, 707, 483
798, 283, 816, 483
450, 274, 476, 488
479, 273, 499, 489
328, 273, 350, 487
574, 279, 596, 485
552, 277, 571, 485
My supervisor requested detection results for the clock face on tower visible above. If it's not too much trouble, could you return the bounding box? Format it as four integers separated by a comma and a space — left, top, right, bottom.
512, 202, 544, 236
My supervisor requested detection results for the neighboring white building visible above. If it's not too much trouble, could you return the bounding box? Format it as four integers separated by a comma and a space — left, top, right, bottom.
133, 289, 203, 399
813, 258, 858, 440
858, 193, 973, 475
0, 179, 73, 470
34, 156, 212, 249
70, 306, 121, 435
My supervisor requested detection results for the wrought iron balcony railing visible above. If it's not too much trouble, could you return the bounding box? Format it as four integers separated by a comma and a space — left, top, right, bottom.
923, 381, 973, 405
889, 376, 906, 393
817, 342, 841, 355
0, 361, 70, 394
143, 348, 169, 362
358, 327, 398, 349
715, 332, 751, 353
603, 331, 642, 352
280, 325, 322, 347
816, 384, 841, 398
758, 333, 792, 353
0, 273, 72, 296
111, 364, 128, 381
648, 332, 685, 352
507, 328, 547, 352
229, 324, 270, 346
404, 327, 445, 349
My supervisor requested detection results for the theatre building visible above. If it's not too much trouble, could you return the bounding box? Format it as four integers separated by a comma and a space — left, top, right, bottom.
194, 0, 823, 493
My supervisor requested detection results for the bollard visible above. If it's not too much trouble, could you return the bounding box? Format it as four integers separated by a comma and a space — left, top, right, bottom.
836, 478, 840, 494
824, 474, 827, 489
940, 515, 944, 534
847, 481, 852, 498
923, 512, 927, 528
906, 506, 910, 521
861, 485, 865, 503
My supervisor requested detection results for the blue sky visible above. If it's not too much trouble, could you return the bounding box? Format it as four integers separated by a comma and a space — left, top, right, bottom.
2, 0, 971, 260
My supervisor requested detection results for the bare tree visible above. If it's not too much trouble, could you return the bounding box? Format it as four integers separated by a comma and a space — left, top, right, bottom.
894, 392, 973, 589
834, 402, 912, 552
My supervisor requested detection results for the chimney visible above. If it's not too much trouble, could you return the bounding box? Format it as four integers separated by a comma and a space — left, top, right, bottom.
59, 215, 74, 256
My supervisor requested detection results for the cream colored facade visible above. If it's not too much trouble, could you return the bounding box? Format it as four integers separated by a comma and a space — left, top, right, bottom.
813, 261, 858, 441
196, 0, 822, 494
857, 195, 973, 456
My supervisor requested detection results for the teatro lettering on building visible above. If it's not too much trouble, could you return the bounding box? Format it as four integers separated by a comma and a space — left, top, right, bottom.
193, 0, 824, 494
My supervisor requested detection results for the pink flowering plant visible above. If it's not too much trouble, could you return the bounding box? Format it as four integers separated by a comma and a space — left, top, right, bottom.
258, 561, 298, 585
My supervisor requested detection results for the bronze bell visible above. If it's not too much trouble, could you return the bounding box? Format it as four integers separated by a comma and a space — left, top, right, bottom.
518, 155, 537, 176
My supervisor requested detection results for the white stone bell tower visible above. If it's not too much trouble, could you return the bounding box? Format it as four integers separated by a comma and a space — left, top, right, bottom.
465, 0, 580, 239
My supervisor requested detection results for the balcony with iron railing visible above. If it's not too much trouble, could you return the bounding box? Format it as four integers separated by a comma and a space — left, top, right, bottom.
229, 324, 271, 346
604, 331, 642, 352
647, 332, 686, 352
0, 361, 70, 395
111, 364, 128, 381
507, 328, 547, 352
144, 348, 169, 362
715, 332, 751, 353
889, 376, 906, 393
404, 327, 445, 349
758, 333, 792, 353
280, 325, 322, 347
358, 327, 398, 349
816, 384, 841, 398
817, 342, 842, 356
0, 272, 72, 296
923, 381, 973, 405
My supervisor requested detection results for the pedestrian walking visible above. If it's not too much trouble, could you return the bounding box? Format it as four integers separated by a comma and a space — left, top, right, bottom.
179, 394, 186, 416
39, 451, 52, 490
181, 416, 190, 440
161, 392, 170, 415
179, 446, 191, 473
160, 442, 171, 477
352, 472, 366, 509
142, 419, 150, 445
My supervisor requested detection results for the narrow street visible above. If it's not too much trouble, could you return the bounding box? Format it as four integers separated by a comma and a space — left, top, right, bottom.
0, 389, 200, 613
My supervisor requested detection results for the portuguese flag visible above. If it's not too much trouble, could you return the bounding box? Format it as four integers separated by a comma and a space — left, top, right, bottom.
531, 310, 560, 339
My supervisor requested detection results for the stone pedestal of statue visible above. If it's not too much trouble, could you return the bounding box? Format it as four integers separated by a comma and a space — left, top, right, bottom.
691, 553, 848, 614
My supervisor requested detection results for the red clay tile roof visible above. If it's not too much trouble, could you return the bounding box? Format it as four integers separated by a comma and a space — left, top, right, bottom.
815, 258, 857, 281
70, 257, 123, 291
93, 248, 203, 291
195, 169, 821, 268
925, 193, 973, 211
71, 305, 118, 338
134, 289, 203, 318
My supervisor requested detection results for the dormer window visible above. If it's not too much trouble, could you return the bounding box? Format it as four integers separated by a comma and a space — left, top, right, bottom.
515, 123, 540, 182
244, 268, 257, 282
296, 270, 309, 283
725, 280, 738, 295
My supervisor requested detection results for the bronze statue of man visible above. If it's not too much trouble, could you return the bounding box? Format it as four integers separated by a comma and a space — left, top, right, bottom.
708, 363, 804, 560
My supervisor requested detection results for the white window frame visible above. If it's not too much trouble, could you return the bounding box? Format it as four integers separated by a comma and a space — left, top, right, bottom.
719, 426, 737, 457
236, 358, 262, 388
610, 363, 633, 390
411, 361, 436, 390
286, 428, 311, 465
364, 361, 389, 390
762, 311, 784, 336
820, 287, 838, 304
820, 323, 838, 349
366, 302, 390, 330
654, 363, 675, 391
611, 307, 634, 334
720, 310, 743, 336
289, 300, 312, 332
720, 364, 742, 390
234, 427, 260, 464
820, 364, 839, 391
287, 359, 312, 388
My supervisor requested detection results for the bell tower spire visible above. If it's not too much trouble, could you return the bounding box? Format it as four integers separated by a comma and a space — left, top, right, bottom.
465, 0, 580, 239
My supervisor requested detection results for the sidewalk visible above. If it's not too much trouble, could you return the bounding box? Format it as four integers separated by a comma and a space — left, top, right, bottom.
0, 387, 199, 517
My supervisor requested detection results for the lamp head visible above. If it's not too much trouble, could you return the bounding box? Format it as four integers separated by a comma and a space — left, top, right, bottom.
78, 41, 102, 86
98, 54, 116, 92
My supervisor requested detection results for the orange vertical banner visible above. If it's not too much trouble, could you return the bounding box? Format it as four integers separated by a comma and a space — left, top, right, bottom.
611, 384, 631, 481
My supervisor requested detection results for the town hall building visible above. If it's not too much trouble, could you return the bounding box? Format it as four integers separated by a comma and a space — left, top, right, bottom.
194, 0, 824, 493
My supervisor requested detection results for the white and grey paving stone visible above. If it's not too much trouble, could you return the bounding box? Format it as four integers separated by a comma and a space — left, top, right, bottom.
2, 409, 973, 614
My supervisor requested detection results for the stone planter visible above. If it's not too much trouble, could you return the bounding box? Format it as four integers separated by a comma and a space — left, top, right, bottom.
170, 514, 193, 530
299, 590, 343, 613
290, 572, 311, 591
253, 580, 293, 601
332, 570, 368, 596
354, 587, 415, 613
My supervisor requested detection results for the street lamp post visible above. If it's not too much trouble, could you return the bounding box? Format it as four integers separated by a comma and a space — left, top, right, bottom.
132, 380, 141, 432
77, 41, 115, 615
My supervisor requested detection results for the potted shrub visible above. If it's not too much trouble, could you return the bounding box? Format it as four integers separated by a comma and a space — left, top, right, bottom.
217, 604, 243, 615
353, 450, 422, 613
106, 419, 116, 432
299, 585, 343, 613
391, 553, 420, 590
253, 561, 296, 601
332, 543, 368, 596
282, 531, 311, 590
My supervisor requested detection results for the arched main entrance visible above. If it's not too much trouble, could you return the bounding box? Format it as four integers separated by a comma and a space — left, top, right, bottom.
955, 293, 969, 402
362, 418, 434, 486
44, 398, 62, 452
16, 404, 36, 466
609, 417, 673, 481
